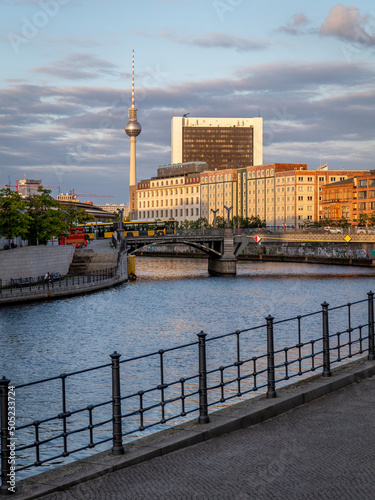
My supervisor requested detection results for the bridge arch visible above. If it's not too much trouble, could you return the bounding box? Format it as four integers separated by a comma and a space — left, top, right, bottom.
128, 238, 222, 258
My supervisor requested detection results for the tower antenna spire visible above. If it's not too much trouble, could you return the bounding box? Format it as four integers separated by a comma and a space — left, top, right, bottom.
132, 49, 135, 109
125, 49, 142, 218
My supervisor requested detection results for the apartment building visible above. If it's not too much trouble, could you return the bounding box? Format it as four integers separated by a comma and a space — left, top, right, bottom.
200, 164, 367, 227
321, 171, 375, 224
136, 162, 205, 224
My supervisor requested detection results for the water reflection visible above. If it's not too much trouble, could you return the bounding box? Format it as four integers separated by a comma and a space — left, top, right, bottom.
1, 257, 374, 479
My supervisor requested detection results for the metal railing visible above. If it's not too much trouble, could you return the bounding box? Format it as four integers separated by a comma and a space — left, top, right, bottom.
0, 268, 118, 302
1, 291, 374, 493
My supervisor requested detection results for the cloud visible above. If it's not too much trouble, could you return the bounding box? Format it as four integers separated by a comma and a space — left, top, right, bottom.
279, 13, 311, 35
320, 4, 375, 46
138, 30, 270, 52
187, 33, 270, 52
1, 60, 375, 201
32, 53, 119, 80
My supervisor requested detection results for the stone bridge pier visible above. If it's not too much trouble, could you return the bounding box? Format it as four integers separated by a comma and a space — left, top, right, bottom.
208, 228, 237, 276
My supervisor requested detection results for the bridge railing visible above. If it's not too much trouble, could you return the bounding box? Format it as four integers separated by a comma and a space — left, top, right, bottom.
1, 292, 374, 492
176, 228, 225, 237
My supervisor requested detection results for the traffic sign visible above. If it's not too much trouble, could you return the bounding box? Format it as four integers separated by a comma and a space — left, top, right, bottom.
254, 236, 261, 243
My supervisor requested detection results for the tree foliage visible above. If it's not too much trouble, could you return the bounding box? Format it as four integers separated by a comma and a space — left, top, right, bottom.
0, 187, 97, 247
0, 188, 30, 245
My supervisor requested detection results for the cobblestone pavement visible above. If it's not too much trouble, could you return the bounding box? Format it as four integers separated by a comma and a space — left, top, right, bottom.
41, 375, 375, 500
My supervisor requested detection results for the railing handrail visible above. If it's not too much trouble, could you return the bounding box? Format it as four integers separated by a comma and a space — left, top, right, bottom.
1, 291, 374, 493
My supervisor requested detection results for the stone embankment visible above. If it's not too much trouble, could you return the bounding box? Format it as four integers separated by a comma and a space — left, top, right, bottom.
0, 241, 127, 306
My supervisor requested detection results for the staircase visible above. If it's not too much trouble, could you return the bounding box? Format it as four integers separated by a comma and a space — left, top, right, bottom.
68, 248, 118, 276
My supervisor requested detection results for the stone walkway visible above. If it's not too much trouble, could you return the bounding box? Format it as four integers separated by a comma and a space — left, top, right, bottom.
12, 359, 375, 500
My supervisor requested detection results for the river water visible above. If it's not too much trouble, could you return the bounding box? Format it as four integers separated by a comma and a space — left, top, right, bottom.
1, 258, 375, 478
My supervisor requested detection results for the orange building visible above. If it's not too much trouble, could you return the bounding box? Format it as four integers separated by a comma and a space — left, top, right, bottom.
352, 171, 375, 224
321, 171, 375, 225
320, 178, 354, 222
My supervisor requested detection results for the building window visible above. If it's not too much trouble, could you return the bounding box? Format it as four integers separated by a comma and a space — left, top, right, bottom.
358, 203, 367, 210
358, 191, 367, 199
359, 179, 368, 188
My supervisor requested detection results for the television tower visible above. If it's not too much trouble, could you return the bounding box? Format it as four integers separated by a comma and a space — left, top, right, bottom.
125, 49, 142, 190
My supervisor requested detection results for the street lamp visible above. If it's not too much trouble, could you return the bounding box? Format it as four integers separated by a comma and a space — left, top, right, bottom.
211, 209, 219, 228
224, 205, 233, 228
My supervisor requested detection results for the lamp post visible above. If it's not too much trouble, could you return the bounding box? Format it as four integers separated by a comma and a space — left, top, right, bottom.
211, 209, 219, 228
224, 205, 233, 228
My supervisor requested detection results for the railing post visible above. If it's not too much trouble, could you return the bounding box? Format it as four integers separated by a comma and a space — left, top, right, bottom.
266, 315, 276, 398
368, 291, 375, 360
197, 331, 210, 423
0, 376, 11, 495
322, 302, 332, 377
110, 352, 124, 455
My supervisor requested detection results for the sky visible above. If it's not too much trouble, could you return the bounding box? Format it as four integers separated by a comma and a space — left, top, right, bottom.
1, 0, 374, 204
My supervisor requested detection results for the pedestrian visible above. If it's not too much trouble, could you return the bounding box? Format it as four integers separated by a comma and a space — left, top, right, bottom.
44, 272, 51, 284
11, 240, 15, 249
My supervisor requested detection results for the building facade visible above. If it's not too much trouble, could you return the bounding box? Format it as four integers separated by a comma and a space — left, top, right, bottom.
136, 162, 205, 224
171, 117, 263, 170
321, 171, 375, 225
135, 160, 368, 227
200, 164, 366, 227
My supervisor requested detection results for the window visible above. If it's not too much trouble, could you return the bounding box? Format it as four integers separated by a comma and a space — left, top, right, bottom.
358, 203, 366, 210
369, 179, 375, 187
359, 179, 368, 188
358, 191, 367, 199
298, 196, 304, 201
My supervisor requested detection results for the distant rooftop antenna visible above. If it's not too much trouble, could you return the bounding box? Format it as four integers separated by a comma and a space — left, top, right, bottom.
131, 48, 135, 109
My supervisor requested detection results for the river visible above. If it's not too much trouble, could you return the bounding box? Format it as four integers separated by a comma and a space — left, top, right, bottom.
1, 257, 375, 478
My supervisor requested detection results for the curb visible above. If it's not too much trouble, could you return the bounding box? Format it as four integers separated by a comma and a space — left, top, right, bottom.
9, 357, 375, 499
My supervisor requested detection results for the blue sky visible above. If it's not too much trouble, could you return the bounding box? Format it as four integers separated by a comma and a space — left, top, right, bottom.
1, 0, 374, 203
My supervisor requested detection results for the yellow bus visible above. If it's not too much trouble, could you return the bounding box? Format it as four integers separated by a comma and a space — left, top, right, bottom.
79, 219, 178, 239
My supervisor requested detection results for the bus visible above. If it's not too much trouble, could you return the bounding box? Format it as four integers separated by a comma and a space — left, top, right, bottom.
78, 219, 178, 239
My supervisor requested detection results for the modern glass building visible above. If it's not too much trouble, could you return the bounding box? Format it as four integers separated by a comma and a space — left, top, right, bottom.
171, 117, 263, 170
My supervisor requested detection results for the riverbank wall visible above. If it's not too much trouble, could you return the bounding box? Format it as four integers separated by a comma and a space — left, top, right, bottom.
0, 242, 128, 306
0, 245, 75, 281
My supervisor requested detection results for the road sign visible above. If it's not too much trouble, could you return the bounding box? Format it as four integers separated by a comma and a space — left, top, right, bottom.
254, 236, 261, 243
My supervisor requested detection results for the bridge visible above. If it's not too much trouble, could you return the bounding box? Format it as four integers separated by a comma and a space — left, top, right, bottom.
122, 228, 375, 276
124, 228, 245, 275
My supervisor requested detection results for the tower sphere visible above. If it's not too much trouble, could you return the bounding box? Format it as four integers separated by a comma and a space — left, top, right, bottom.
125, 120, 142, 137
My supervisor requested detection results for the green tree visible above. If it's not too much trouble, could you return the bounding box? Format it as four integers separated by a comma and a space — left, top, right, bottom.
367, 212, 375, 227
337, 217, 350, 228
0, 188, 30, 246
190, 217, 209, 229
25, 188, 67, 245
215, 216, 227, 228
62, 206, 96, 227
357, 212, 368, 226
